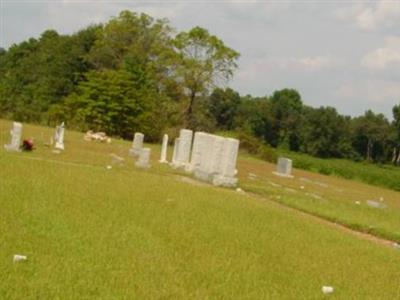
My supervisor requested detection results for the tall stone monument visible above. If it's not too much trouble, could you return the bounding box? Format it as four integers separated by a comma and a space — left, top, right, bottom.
159, 134, 169, 163
171, 138, 180, 166
4, 122, 22, 152
186, 131, 206, 173
171, 129, 193, 168
54, 122, 65, 150
212, 138, 240, 187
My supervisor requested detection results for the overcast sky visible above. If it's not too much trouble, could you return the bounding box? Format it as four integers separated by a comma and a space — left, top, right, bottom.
1, 0, 400, 118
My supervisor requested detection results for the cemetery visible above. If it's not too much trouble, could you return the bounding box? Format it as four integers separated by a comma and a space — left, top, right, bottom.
2, 3, 400, 298
1, 119, 400, 299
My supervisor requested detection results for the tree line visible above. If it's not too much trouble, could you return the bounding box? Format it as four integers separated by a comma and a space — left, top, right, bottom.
0, 10, 399, 164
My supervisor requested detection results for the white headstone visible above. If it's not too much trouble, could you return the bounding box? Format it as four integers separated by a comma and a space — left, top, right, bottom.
54, 122, 65, 150
274, 157, 293, 178
177, 129, 193, 167
171, 138, 180, 167
193, 133, 212, 181
212, 138, 240, 187
159, 134, 169, 163
135, 148, 151, 168
129, 132, 144, 156
186, 131, 207, 173
171, 129, 193, 168
4, 122, 22, 152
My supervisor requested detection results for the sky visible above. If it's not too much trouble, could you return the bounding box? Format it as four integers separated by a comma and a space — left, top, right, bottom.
1, 0, 400, 118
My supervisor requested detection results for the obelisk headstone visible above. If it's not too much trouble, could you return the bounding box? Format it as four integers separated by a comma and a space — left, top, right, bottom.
159, 134, 168, 163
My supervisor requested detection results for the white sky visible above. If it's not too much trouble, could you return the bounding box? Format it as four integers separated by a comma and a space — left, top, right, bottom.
1, 0, 400, 118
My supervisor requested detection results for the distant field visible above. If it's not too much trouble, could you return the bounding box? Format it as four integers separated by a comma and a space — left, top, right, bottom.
1, 119, 400, 299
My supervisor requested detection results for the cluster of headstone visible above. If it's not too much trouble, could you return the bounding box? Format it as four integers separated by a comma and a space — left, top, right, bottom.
273, 157, 293, 178
129, 132, 151, 168
160, 129, 240, 187
4, 122, 65, 152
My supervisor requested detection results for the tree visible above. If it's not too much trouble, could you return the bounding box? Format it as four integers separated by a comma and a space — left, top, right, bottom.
209, 87, 241, 130
269, 89, 303, 150
351, 110, 391, 162
173, 26, 239, 127
391, 104, 400, 165
301, 106, 353, 158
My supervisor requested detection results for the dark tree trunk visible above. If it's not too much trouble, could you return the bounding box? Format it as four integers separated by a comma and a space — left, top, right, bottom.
184, 89, 196, 128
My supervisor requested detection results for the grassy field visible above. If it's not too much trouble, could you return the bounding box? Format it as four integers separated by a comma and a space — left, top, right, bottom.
282, 151, 400, 192
1, 120, 400, 299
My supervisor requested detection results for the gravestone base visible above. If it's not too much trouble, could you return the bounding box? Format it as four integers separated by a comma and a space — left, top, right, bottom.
194, 170, 213, 183
170, 161, 185, 169
4, 144, 21, 152
135, 161, 151, 168
129, 148, 141, 157
272, 171, 294, 179
184, 164, 196, 174
212, 175, 238, 187
55, 142, 64, 151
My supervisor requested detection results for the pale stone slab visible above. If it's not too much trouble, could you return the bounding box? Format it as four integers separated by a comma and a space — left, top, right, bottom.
171, 129, 193, 168
159, 134, 168, 163
194, 133, 216, 182
273, 157, 293, 178
129, 132, 144, 156
177, 129, 193, 167
4, 122, 22, 152
135, 148, 151, 168
212, 138, 240, 187
171, 138, 180, 167
186, 131, 207, 173
54, 122, 65, 150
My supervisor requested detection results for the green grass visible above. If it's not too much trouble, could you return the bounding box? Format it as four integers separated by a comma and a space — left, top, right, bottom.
1, 120, 400, 299
283, 151, 400, 191
226, 130, 400, 192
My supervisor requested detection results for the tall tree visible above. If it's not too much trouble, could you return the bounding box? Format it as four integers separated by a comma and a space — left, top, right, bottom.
352, 110, 391, 161
301, 106, 353, 158
269, 89, 303, 150
392, 104, 400, 165
173, 26, 239, 127
209, 87, 241, 130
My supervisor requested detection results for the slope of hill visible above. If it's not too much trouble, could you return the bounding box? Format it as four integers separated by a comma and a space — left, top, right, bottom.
1, 120, 400, 299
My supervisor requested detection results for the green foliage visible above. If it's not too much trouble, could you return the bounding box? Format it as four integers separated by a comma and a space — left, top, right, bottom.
351, 110, 391, 162
237, 131, 277, 163
301, 106, 353, 158
0, 27, 98, 123
209, 87, 240, 130
174, 26, 240, 127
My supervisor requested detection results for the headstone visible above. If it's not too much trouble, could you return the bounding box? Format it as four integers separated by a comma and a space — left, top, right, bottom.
54, 122, 65, 150
171, 138, 180, 166
129, 132, 144, 156
273, 157, 293, 178
212, 138, 240, 187
194, 133, 216, 181
176, 129, 193, 168
159, 134, 169, 163
135, 148, 151, 168
4, 122, 22, 152
171, 129, 193, 168
186, 131, 206, 173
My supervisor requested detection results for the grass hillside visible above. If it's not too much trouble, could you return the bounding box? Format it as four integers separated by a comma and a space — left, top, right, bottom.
1, 120, 400, 299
